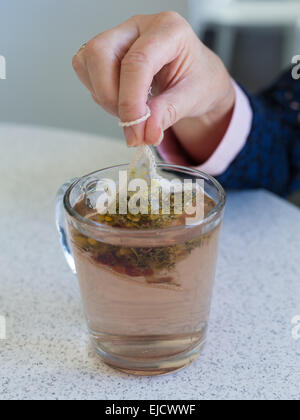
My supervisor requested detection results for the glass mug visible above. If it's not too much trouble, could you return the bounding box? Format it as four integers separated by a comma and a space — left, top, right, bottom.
56, 164, 225, 375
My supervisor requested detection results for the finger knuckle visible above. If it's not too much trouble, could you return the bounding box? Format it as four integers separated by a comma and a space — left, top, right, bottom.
159, 10, 182, 23
119, 99, 138, 116
103, 95, 117, 111
122, 50, 149, 69
157, 11, 190, 34
85, 38, 102, 57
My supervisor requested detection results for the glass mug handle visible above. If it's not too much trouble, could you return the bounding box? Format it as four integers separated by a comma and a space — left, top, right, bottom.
55, 179, 78, 274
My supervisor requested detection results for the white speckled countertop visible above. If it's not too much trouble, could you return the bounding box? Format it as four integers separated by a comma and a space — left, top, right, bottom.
0, 123, 300, 400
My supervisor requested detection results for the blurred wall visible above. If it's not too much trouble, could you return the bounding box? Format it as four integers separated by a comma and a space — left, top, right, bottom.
0, 0, 188, 140
0, 0, 294, 140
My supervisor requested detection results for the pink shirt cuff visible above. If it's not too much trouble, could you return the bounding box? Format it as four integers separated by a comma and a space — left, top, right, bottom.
158, 81, 253, 176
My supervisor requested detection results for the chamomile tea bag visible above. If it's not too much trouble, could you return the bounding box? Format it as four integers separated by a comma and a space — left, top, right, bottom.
127, 143, 159, 183
93, 98, 204, 223
119, 92, 168, 184
129, 142, 188, 217
118, 102, 174, 215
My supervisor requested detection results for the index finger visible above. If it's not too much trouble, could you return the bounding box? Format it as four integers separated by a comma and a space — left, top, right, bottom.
119, 14, 185, 145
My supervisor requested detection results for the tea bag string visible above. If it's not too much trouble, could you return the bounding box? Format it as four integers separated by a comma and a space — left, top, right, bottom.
118, 105, 151, 128
128, 144, 159, 180
119, 87, 153, 128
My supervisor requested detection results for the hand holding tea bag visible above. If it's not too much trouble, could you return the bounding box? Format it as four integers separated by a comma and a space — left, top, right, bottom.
73, 12, 234, 156
119, 103, 169, 189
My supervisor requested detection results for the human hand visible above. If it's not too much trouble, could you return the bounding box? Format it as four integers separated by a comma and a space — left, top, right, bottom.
73, 11, 235, 161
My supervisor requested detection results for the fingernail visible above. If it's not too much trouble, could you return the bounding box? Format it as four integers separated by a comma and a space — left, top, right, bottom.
125, 127, 138, 147
154, 129, 164, 147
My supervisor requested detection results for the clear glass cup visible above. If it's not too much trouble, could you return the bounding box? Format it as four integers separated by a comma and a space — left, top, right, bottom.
56, 164, 225, 375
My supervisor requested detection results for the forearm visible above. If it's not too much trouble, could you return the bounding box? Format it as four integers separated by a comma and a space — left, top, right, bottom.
217, 91, 297, 196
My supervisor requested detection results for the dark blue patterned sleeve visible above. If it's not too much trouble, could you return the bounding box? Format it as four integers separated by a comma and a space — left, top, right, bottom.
217, 71, 300, 196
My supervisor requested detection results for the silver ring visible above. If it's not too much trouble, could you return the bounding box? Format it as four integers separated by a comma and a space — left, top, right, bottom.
77, 43, 87, 55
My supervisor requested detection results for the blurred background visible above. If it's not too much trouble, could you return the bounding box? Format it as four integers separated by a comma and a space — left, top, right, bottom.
1, 0, 300, 140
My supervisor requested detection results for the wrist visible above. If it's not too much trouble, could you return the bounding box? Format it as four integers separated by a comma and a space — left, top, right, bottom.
205, 79, 235, 127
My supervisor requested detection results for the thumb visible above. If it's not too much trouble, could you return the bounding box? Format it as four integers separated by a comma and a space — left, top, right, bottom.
144, 85, 191, 146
